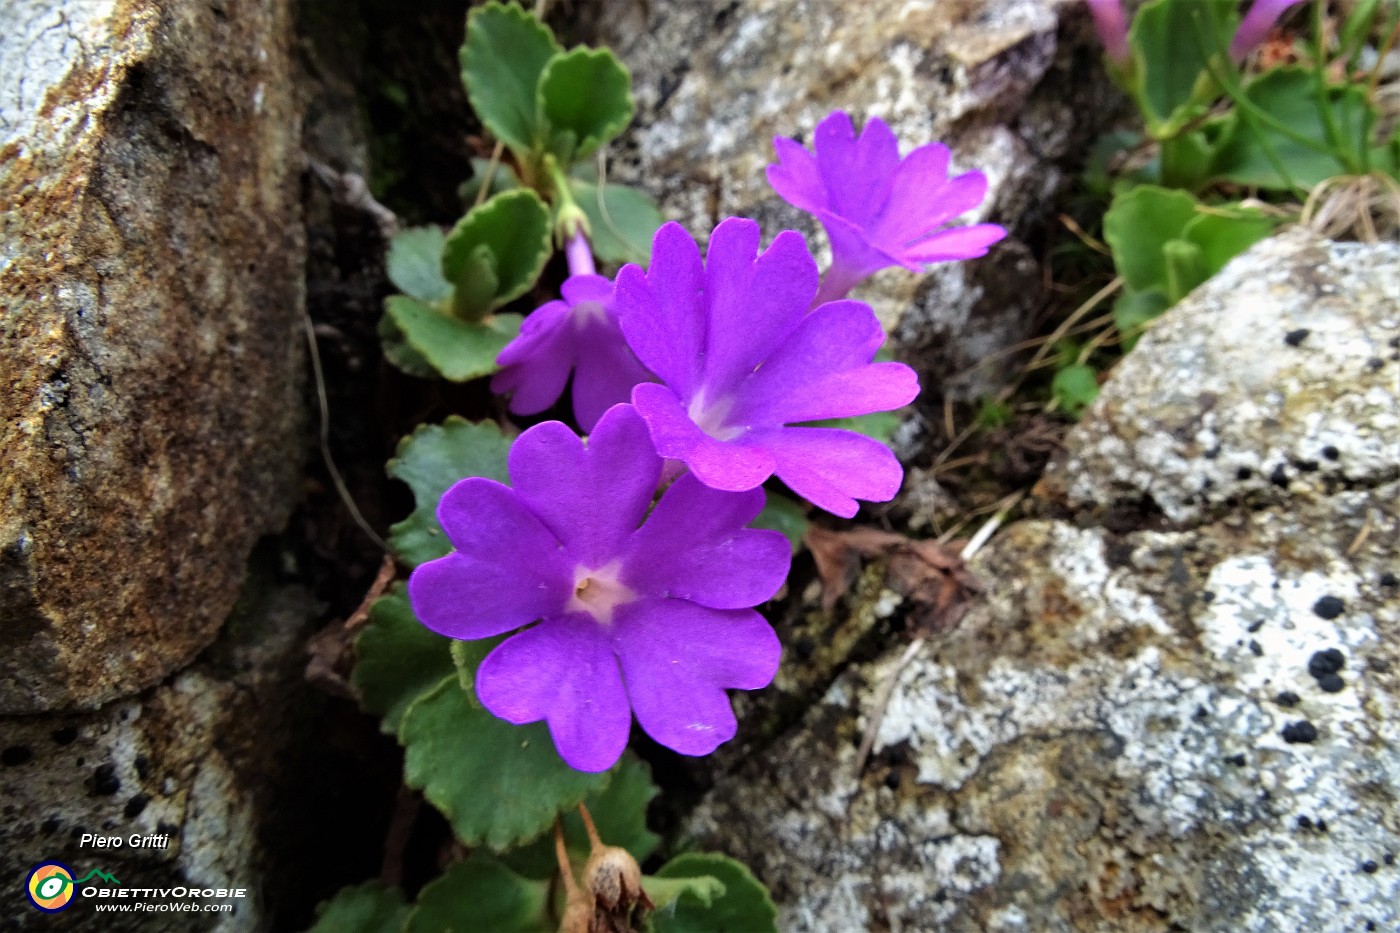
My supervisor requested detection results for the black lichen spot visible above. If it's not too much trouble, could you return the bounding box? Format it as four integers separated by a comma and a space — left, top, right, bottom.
1379, 572, 1398, 589
1204, 446, 1221, 459
1316, 818, 1329, 833
1311, 595, 1345, 619
1249, 640, 1263, 657
1282, 720, 1319, 743
1296, 815, 1314, 829
40, 816, 61, 836
51, 726, 78, 746
1365, 357, 1384, 371
1316, 673, 1345, 693
1274, 690, 1300, 707
1384, 852, 1395, 866
1268, 464, 1290, 488
92, 763, 121, 796
1224, 753, 1247, 767
1308, 648, 1346, 677
1284, 328, 1310, 347
1321, 445, 1340, 461
795, 636, 815, 660
1, 746, 33, 767
883, 771, 902, 791
1234, 466, 1253, 480
134, 755, 151, 780
1193, 705, 1210, 722
1361, 859, 1378, 874
1201, 590, 1216, 603
157, 820, 179, 838
1247, 619, 1264, 633
123, 794, 149, 819
1293, 459, 1319, 473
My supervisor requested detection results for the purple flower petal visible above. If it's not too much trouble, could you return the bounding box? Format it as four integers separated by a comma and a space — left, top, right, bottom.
476, 614, 632, 772
756, 426, 905, 518
508, 406, 660, 568
1230, 0, 1304, 62
731, 300, 919, 426
622, 474, 790, 608
702, 222, 818, 396
616, 223, 706, 397
871, 160, 986, 248
903, 224, 1008, 264
765, 136, 826, 214
408, 478, 572, 639
814, 111, 900, 225
630, 382, 776, 491
614, 599, 780, 757
1087, 0, 1131, 65
491, 300, 573, 415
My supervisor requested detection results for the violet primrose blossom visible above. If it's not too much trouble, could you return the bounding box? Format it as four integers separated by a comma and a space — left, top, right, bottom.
616, 217, 920, 519
1085, 0, 1130, 66
407, 404, 789, 773
491, 239, 652, 432
1229, 0, 1305, 62
766, 111, 1006, 305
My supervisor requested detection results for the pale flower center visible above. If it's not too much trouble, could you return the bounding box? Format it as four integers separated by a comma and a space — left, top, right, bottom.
566, 560, 635, 625
686, 390, 745, 442
572, 298, 610, 327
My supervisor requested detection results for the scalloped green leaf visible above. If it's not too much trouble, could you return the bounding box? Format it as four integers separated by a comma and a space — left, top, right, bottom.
809, 410, 902, 443
499, 752, 661, 881
441, 189, 552, 317
378, 309, 438, 379
1127, 0, 1236, 134
387, 227, 452, 304
306, 881, 410, 933
569, 178, 665, 265
385, 295, 521, 383
751, 492, 809, 554
461, 1, 561, 155
398, 676, 611, 851
539, 47, 633, 165
352, 584, 455, 735
385, 416, 513, 567
405, 856, 550, 933
1102, 185, 1198, 294
647, 854, 777, 933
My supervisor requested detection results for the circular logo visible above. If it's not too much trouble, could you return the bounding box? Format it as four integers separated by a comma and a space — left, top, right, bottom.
26, 862, 76, 912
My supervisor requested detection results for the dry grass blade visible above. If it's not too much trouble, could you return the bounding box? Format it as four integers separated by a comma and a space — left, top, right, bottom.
1301, 173, 1400, 242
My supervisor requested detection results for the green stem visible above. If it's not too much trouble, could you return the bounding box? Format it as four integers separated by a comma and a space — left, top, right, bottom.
542, 154, 590, 246
1311, 0, 1363, 175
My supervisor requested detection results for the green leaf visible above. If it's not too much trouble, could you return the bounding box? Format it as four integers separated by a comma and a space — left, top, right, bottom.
1052, 364, 1100, 417
386, 417, 513, 566
569, 178, 665, 265
450, 637, 503, 697
352, 585, 455, 735
538, 47, 634, 164
448, 245, 501, 321
1112, 289, 1171, 343
648, 854, 778, 933
459, 157, 522, 207
461, 1, 561, 156
1161, 237, 1207, 305
751, 493, 809, 554
499, 752, 661, 881
405, 856, 550, 933
1127, 0, 1236, 134
1102, 186, 1198, 293
378, 309, 438, 379
1207, 67, 1387, 190
1180, 207, 1276, 277
384, 295, 522, 383
809, 410, 902, 443
306, 881, 410, 933
387, 227, 452, 304
441, 189, 553, 317
399, 676, 611, 851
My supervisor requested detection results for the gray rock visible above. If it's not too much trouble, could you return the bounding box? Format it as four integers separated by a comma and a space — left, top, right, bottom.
0, 0, 306, 712
580, 0, 1122, 397
1039, 228, 1400, 526
686, 232, 1400, 930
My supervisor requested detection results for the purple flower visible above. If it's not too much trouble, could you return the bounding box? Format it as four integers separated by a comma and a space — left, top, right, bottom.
491, 274, 654, 432
615, 218, 920, 519
408, 404, 789, 773
1230, 0, 1304, 62
766, 111, 1006, 304
1086, 0, 1130, 65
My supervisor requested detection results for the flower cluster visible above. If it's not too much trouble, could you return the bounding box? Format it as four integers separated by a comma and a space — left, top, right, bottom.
411, 111, 999, 772
1086, 0, 1305, 66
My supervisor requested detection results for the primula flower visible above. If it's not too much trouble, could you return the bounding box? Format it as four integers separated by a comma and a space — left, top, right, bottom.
491, 274, 653, 432
615, 217, 920, 518
766, 111, 1006, 304
1085, 0, 1130, 66
1229, 0, 1304, 62
408, 404, 789, 773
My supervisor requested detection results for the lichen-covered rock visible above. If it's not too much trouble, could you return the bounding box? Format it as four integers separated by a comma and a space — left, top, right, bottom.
1039, 229, 1400, 526
684, 232, 1400, 930
579, 0, 1120, 397
0, 0, 305, 711
0, 576, 319, 932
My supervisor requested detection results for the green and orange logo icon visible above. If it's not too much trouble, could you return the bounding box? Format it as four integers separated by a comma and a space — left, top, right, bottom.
26, 862, 76, 912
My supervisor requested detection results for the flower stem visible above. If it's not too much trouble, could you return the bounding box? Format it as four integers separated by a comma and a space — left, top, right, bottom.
812, 259, 865, 307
